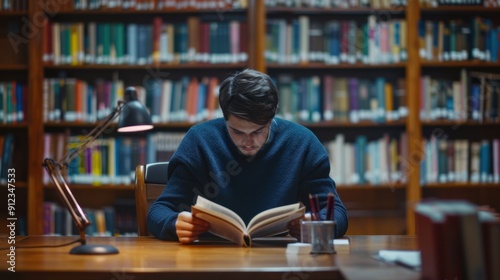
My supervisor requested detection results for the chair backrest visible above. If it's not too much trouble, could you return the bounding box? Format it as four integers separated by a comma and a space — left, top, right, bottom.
135, 162, 169, 236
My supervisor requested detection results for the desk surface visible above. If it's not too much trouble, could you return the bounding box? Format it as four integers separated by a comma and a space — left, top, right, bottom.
1, 235, 420, 280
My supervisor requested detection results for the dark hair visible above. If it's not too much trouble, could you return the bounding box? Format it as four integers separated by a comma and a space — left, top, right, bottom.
218, 69, 278, 125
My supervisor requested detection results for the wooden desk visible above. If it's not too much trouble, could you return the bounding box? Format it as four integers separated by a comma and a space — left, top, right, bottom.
1, 235, 420, 280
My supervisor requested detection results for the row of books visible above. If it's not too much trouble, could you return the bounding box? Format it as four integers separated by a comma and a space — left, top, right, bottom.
43, 77, 127, 122
43, 76, 223, 123
420, 0, 498, 6
43, 18, 248, 65
0, 82, 27, 124
43, 132, 186, 185
0, 133, 14, 184
43, 0, 248, 11
44, 133, 146, 185
0, 0, 27, 11
274, 75, 407, 123
415, 200, 499, 280
420, 70, 500, 122
42, 199, 138, 236
419, 70, 468, 121
266, 16, 407, 65
418, 17, 500, 62
420, 137, 500, 185
266, 0, 407, 8
324, 133, 408, 185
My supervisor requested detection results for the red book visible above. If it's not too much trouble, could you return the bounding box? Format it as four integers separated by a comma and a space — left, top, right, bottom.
152, 17, 162, 64
415, 200, 471, 280
43, 21, 53, 64
481, 215, 500, 280
415, 203, 448, 280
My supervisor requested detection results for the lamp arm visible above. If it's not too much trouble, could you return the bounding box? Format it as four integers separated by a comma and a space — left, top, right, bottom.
58, 101, 124, 167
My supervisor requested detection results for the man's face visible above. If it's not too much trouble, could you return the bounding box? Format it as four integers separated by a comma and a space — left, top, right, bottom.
226, 115, 271, 157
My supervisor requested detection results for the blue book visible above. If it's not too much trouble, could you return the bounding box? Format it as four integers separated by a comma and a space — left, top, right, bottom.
137, 24, 148, 64
16, 83, 24, 122
103, 207, 116, 236
355, 136, 367, 184
420, 146, 427, 185
375, 77, 386, 122
292, 20, 300, 62
127, 24, 138, 64
329, 21, 340, 63
308, 76, 321, 122
480, 140, 491, 182
197, 80, 207, 121
348, 78, 359, 123
114, 137, 122, 181
179, 77, 189, 121
175, 23, 188, 62
298, 78, 309, 122
394, 21, 400, 61
1, 133, 14, 181
145, 134, 156, 163
491, 28, 499, 63
470, 83, 481, 120
102, 23, 111, 64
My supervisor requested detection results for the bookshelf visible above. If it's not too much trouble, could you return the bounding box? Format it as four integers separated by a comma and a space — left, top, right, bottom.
0, 0, 30, 236
3, 0, 499, 236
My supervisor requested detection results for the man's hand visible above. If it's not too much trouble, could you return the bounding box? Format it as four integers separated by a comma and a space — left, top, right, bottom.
175, 211, 210, 244
288, 213, 312, 240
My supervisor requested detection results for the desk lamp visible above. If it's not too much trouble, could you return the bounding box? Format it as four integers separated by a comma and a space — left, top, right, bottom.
42, 87, 153, 255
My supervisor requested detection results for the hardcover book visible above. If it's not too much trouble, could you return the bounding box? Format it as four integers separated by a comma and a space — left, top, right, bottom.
192, 196, 305, 247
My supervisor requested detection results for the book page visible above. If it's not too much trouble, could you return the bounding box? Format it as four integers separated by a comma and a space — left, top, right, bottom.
191, 207, 245, 246
248, 206, 305, 238
247, 202, 301, 229
194, 196, 246, 230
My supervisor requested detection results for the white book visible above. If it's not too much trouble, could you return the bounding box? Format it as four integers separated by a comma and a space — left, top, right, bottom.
161, 80, 172, 123
192, 196, 305, 247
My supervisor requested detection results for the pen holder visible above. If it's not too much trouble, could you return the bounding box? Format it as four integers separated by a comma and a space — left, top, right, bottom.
300, 220, 336, 254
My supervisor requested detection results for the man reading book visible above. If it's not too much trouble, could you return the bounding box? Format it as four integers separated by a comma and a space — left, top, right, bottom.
147, 69, 348, 244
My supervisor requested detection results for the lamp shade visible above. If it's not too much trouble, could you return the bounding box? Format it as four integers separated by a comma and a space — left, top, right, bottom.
117, 87, 153, 132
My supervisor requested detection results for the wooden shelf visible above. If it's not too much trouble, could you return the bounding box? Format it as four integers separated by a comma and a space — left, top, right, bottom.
266, 7, 406, 15
0, 123, 29, 129
421, 120, 500, 127
0, 11, 28, 16
337, 183, 406, 190
45, 183, 134, 191
420, 6, 500, 13
421, 61, 500, 68
423, 182, 500, 188
267, 62, 407, 69
44, 119, 407, 130
53, 8, 247, 15
0, 64, 28, 70
43, 63, 248, 70
302, 119, 406, 128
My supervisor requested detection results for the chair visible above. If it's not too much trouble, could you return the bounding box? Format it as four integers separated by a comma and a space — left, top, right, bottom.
135, 162, 169, 236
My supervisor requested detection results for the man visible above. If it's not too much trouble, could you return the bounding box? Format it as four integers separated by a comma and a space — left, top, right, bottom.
147, 69, 348, 243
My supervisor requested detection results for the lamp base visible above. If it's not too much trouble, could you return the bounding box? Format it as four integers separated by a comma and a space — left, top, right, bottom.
69, 244, 119, 255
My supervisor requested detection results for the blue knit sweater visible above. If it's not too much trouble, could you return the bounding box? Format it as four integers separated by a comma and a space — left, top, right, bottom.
147, 118, 348, 240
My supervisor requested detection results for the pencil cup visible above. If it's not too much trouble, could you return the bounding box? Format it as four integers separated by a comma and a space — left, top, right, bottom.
300, 220, 336, 254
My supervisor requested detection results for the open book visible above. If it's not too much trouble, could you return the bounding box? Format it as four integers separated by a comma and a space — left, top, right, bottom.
191, 196, 305, 247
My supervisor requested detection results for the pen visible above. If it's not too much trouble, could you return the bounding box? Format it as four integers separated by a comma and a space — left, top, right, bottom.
309, 194, 318, 221
326, 192, 334, 221
314, 194, 320, 220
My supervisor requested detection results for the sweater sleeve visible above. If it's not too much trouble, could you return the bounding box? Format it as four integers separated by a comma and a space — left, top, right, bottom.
147, 155, 203, 240
298, 136, 348, 238
305, 156, 348, 238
